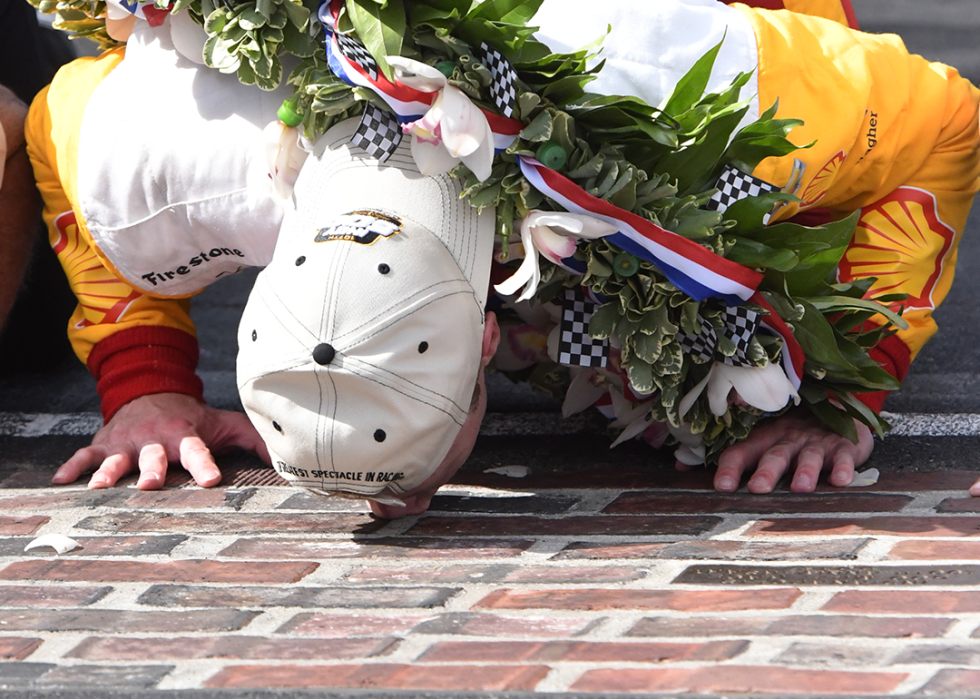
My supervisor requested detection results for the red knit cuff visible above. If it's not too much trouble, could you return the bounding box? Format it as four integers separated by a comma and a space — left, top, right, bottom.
853, 332, 912, 413
86, 326, 204, 422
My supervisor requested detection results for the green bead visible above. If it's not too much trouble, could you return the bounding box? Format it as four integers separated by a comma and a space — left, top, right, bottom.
435, 61, 456, 78
536, 142, 568, 170
614, 253, 639, 277
277, 99, 303, 127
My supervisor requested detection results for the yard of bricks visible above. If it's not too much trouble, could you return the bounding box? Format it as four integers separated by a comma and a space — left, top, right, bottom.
2, 435, 980, 696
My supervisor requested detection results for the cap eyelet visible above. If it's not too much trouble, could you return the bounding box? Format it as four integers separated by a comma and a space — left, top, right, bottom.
251, 330, 257, 342
378, 263, 391, 275
418, 341, 429, 354
295, 256, 306, 266
374, 429, 387, 443
273, 421, 283, 433
313, 343, 336, 366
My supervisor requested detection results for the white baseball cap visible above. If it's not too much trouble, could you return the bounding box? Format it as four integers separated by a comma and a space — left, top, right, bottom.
237, 118, 495, 500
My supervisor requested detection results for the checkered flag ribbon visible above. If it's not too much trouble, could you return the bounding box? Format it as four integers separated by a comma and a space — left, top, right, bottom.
336, 32, 378, 81
477, 42, 518, 118
558, 288, 610, 368
677, 316, 717, 363
677, 307, 761, 368
705, 165, 779, 215
352, 103, 402, 162
720, 306, 760, 367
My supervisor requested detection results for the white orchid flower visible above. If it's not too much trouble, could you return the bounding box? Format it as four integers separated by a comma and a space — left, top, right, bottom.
680, 360, 800, 419
669, 423, 707, 466
495, 211, 618, 301
562, 368, 608, 418
387, 56, 495, 181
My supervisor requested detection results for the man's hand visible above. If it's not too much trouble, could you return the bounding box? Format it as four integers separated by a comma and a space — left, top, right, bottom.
53, 393, 271, 490
704, 409, 874, 493
969, 478, 980, 498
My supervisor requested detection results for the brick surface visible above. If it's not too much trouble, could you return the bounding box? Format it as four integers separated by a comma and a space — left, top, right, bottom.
888, 540, 980, 560
555, 539, 869, 561
205, 663, 550, 691
0, 584, 111, 607
893, 644, 980, 665
139, 584, 459, 609
570, 665, 907, 694
937, 497, 980, 513
66, 636, 398, 661
0, 662, 55, 688
823, 590, 980, 614
774, 642, 893, 667
746, 516, 980, 537
476, 588, 802, 612
918, 669, 980, 694
343, 564, 646, 585
627, 615, 951, 638
0, 490, 123, 510
427, 494, 580, 514
0, 637, 42, 661
872, 470, 980, 491
33, 664, 174, 689
0, 535, 188, 557
0, 516, 48, 535
674, 564, 980, 586
218, 537, 534, 559
0, 559, 318, 584
75, 512, 386, 534
120, 488, 255, 510
276, 614, 429, 637
411, 612, 600, 638
0, 609, 258, 632
408, 515, 721, 537
419, 639, 748, 663
764, 615, 952, 638
604, 491, 912, 514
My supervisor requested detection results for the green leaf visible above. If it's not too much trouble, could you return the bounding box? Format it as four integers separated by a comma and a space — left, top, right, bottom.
655, 106, 749, 196
727, 238, 798, 272
588, 302, 620, 340
761, 212, 860, 297
661, 37, 724, 117
723, 192, 798, 235
462, 0, 543, 25
792, 300, 859, 373
805, 395, 859, 443
347, 0, 407, 81
806, 296, 908, 331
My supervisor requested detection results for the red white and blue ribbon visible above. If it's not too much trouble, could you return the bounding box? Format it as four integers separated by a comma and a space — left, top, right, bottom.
519, 156, 762, 304
318, 0, 523, 152
518, 156, 804, 388
109, 0, 171, 25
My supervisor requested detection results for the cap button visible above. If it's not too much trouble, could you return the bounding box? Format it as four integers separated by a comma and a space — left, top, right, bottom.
313, 343, 336, 366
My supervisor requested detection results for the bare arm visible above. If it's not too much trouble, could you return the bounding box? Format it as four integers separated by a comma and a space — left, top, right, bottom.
0, 84, 39, 331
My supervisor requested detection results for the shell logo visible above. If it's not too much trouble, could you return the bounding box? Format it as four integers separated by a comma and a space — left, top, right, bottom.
837, 187, 955, 311
53, 210, 142, 328
800, 151, 846, 208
